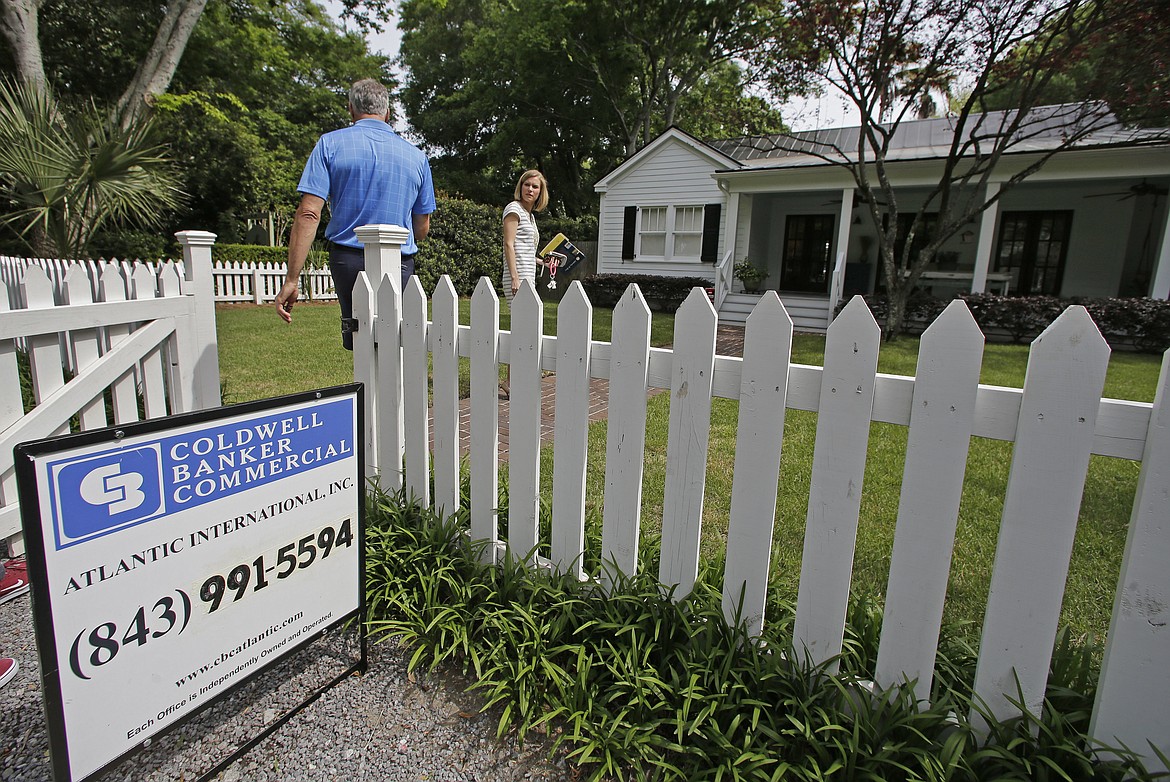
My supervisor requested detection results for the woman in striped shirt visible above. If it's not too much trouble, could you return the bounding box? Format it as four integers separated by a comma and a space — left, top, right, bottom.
500, 169, 549, 398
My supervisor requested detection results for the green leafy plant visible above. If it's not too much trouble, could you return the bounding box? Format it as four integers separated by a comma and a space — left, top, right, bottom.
733, 259, 766, 291
855, 292, 1170, 352
582, 273, 711, 311
0, 78, 180, 258
363, 487, 1167, 782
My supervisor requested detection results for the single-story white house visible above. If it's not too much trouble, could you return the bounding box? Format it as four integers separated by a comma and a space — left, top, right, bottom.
593, 107, 1170, 330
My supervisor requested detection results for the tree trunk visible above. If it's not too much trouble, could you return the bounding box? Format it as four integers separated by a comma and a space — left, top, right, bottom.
884, 283, 908, 342
0, 0, 47, 90
111, 0, 209, 131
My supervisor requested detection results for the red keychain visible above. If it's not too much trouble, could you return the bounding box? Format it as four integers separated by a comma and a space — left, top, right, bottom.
546, 252, 562, 290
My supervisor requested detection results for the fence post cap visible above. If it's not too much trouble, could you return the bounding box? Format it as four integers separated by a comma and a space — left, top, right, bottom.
174, 231, 218, 247
354, 225, 410, 244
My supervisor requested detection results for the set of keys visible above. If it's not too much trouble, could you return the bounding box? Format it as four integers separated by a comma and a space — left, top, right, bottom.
545, 252, 564, 289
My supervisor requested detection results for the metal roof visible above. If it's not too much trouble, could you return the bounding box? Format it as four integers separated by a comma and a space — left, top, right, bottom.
704, 104, 1166, 170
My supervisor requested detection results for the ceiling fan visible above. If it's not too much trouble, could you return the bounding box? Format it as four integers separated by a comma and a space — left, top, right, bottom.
1085, 180, 1169, 200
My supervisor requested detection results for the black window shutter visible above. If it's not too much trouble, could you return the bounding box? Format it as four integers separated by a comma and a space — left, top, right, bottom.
621, 205, 637, 260
700, 203, 722, 263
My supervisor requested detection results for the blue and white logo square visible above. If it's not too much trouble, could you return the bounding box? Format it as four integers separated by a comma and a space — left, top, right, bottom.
48, 445, 166, 549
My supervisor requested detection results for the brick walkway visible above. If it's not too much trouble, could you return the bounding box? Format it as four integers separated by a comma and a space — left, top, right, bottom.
435, 325, 747, 463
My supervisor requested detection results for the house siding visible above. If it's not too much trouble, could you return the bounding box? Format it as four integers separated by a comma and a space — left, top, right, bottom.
994, 182, 1136, 297
597, 127, 1170, 303
597, 139, 727, 280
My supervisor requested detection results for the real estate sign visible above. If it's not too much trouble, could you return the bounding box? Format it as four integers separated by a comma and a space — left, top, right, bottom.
15, 385, 363, 782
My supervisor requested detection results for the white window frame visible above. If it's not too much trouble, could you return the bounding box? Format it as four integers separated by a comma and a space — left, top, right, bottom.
637, 205, 668, 259
671, 205, 704, 261
636, 204, 705, 262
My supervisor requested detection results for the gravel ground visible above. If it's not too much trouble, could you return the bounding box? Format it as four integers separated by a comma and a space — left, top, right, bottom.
1, 586, 575, 782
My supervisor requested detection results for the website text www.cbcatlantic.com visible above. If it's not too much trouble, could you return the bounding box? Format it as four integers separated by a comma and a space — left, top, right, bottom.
126, 610, 334, 741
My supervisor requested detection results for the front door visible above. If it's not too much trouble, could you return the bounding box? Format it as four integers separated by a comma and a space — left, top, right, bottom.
994, 211, 1072, 295
781, 214, 835, 293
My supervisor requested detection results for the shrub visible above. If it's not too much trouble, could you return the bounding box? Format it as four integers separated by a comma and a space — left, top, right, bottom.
539, 213, 598, 242
413, 197, 600, 296
364, 487, 1163, 782
413, 195, 500, 295
582, 273, 711, 312
88, 229, 171, 261
210, 243, 328, 269
853, 292, 1170, 352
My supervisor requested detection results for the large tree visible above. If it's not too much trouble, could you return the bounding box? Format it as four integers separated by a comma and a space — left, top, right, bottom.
1, 0, 394, 248
398, 0, 620, 214
751, 0, 1166, 338
983, 0, 1170, 127
0, 0, 209, 130
399, 0, 807, 214
156, 0, 393, 241
560, 0, 796, 157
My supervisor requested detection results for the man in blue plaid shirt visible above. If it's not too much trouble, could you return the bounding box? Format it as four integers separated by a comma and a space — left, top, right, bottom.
277, 79, 436, 349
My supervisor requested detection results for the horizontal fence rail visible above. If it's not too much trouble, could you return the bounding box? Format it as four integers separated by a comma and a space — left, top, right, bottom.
350, 223, 1169, 773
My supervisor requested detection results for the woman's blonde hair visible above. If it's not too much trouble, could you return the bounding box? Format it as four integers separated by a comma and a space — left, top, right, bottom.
513, 169, 549, 212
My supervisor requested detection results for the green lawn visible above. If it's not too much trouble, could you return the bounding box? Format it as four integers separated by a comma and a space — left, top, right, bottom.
217, 301, 1163, 640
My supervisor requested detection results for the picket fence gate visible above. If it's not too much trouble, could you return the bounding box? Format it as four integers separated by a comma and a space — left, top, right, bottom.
348, 225, 1170, 772
1, 256, 335, 308
0, 232, 222, 555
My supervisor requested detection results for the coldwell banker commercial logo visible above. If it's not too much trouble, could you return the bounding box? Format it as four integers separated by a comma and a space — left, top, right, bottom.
44, 400, 355, 550
48, 445, 167, 549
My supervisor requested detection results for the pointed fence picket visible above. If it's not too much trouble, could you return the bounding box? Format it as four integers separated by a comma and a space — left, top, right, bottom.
723, 292, 792, 636
600, 285, 652, 582
430, 278, 461, 516
470, 279, 500, 564
551, 284, 593, 579
402, 278, 431, 506
508, 283, 545, 560
973, 307, 1111, 725
350, 228, 1170, 773
793, 297, 880, 671
659, 289, 718, 597
0, 234, 221, 554
875, 301, 985, 702
1092, 350, 1170, 760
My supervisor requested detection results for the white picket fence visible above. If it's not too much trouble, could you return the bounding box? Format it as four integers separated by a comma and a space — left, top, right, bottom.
204, 260, 335, 303
348, 226, 1169, 772
0, 232, 222, 555
0, 256, 335, 307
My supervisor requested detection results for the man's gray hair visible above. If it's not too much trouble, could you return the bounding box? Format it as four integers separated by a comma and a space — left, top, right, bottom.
348, 79, 390, 117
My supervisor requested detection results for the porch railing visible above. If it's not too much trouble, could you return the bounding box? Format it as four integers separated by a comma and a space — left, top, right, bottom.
713, 248, 735, 311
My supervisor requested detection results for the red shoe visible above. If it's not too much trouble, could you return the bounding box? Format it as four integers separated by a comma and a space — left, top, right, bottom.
0, 658, 17, 688
1, 558, 30, 604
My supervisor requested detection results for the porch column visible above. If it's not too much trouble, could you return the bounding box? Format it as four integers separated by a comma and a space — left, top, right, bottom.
724, 190, 741, 262
828, 187, 854, 319
717, 190, 742, 310
971, 183, 1000, 294
1149, 207, 1170, 299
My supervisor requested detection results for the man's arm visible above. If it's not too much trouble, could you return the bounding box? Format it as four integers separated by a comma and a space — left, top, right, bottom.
276, 193, 325, 323
412, 212, 431, 243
